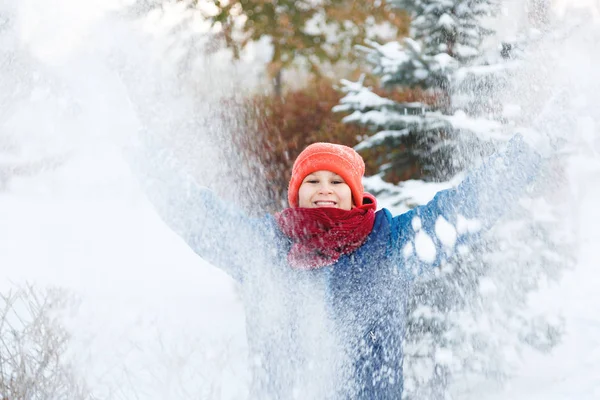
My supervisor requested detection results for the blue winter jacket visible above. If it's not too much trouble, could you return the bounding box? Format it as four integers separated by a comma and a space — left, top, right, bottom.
138, 135, 540, 399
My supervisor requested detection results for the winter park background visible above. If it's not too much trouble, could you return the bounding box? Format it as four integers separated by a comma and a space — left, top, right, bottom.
1, 0, 600, 399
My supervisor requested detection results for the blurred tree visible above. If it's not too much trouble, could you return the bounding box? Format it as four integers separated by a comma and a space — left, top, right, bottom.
0, 285, 93, 400
0, 13, 70, 192
189, 0, 408, 96
0, 155, 68, 191
225, 77, 373, 211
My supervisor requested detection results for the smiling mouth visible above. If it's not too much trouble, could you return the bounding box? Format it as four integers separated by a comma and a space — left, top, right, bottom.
314, 201, 337, 207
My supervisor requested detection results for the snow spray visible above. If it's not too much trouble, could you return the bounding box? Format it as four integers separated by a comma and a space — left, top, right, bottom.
1, 0, 600, 399
442, 9, 600, 399
0, 0, 256, 398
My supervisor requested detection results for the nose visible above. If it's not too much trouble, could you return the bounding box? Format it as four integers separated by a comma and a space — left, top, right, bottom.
317, 182, 333, 194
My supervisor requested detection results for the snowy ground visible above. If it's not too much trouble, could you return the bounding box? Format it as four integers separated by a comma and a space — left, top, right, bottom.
0, 144, 249, 399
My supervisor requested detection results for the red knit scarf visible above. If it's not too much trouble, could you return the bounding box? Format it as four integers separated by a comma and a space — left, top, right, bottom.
275, 194, 377, 270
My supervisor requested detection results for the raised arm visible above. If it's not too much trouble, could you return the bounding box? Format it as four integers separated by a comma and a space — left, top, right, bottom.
391, 134, 542, 277
128, 134, 271, 282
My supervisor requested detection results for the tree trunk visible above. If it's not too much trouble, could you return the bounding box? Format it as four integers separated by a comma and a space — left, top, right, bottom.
273, 67, 283, 99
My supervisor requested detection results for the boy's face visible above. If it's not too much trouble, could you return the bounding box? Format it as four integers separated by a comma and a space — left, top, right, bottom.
297, 170, 353, 211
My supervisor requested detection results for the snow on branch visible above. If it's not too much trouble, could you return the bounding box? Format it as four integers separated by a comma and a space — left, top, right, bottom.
435, 110, 506, 141
357, 38, 458, 88
0, 284, 92, 400
343, 109, 449, 134
333, 78, 396, 112
364, 174, 461, 213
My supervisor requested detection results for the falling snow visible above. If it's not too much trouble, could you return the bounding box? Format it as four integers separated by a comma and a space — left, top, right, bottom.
1, 0, 600, 399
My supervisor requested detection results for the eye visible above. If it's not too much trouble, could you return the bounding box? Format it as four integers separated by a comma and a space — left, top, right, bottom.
305, 179, 319, 184
331, 179, 344, 185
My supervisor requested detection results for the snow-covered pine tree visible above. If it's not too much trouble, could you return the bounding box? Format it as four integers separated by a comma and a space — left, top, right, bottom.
335, 1, 573, 399
334, 0, 509, 209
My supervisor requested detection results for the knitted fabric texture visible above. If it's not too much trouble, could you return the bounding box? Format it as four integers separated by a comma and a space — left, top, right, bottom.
276, 194, 377, 269
288, 143, 365, 207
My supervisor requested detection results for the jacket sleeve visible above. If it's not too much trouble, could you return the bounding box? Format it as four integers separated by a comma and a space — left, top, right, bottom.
128, 139, 271, 283
390, 134, 542, 279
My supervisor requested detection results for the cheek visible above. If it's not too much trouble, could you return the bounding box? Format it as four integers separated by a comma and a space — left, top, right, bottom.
338, 186, 353, 209
340, 185, 352, 198
297, 185, 312, 206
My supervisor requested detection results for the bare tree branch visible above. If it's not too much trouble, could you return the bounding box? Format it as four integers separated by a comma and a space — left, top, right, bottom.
0, 283, 94, 400
0, 153, 70, 191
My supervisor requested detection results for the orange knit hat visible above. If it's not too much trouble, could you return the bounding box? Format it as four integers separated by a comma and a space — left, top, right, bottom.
288, 142, 366, 208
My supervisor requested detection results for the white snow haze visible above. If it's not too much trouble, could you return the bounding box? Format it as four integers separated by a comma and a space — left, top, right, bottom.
1, 0, 600, 399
